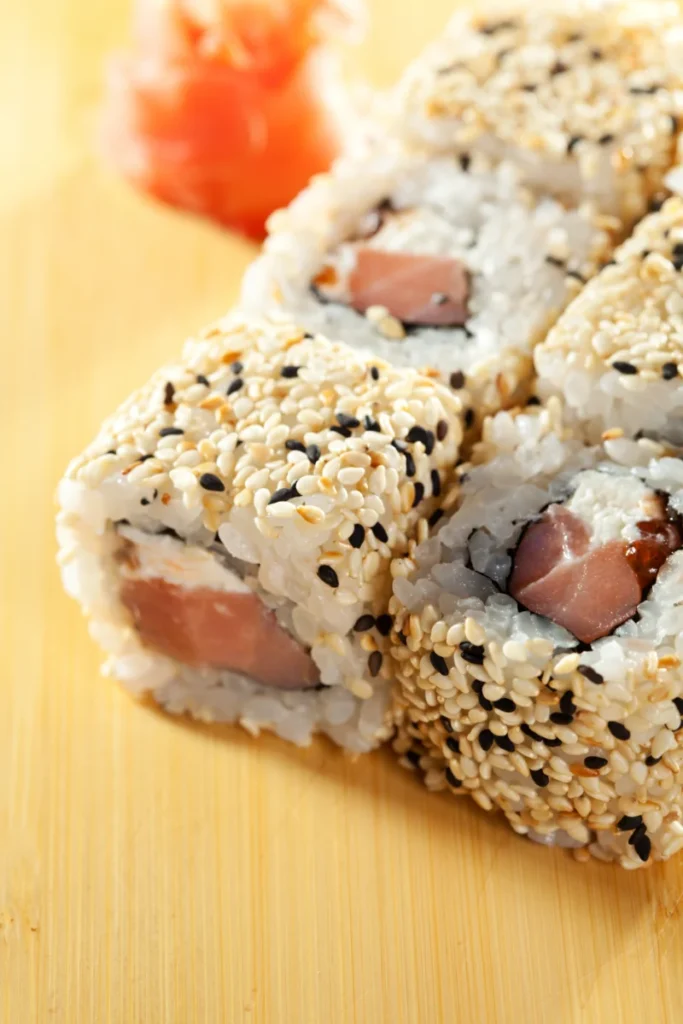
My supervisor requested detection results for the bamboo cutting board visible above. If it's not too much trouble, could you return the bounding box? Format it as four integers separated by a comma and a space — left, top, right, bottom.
2, 2, 682, 1021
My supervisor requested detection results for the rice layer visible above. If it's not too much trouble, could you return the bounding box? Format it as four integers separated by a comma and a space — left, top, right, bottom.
388, 400, 683, 867
243, 143, 615, 417
390, 0, 683, 222
535, 197, 683, 440
57, 315, 465, 751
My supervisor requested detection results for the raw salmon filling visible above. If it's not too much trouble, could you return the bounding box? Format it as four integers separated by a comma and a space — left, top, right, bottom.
117, 529, 319, 690
508, 471, 682, 643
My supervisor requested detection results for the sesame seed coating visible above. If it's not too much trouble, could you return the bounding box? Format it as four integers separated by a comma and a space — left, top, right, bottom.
536, 198, 683, 439
395, 1, 683, 222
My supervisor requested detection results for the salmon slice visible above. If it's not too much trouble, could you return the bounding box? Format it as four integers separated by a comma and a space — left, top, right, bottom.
121, 576, 320, 689
509, 503, 682, 643
346, 248, 470, 327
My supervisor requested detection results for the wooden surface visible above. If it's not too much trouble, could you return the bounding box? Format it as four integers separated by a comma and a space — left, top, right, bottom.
2, 2, 683, 1021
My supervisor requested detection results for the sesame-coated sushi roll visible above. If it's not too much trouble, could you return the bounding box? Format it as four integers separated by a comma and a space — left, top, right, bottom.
57, 316, 465, 752
390, 0, 683, 224
389, 400, 683, 867
535, 197, 683, 440
242, 141, 616, 417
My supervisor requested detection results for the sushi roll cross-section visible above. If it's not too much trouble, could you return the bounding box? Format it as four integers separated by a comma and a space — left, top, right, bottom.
391, 0, 683, 224
390, 400, 683, 867
57, 316, 466, 752
536, 197, 683, 440
243, 143, 616, 417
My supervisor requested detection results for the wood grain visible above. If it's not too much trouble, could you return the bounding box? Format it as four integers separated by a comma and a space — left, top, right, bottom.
2, 2, 682, 1021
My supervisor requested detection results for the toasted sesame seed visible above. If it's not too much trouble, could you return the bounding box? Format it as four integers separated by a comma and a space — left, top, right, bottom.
317, 565, 339, 588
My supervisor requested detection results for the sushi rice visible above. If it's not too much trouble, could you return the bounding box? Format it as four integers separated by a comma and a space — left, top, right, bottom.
56, 315, 466, 752
388, 0, 683, 224
243, 140, 616, 417
389, 399, 683, 867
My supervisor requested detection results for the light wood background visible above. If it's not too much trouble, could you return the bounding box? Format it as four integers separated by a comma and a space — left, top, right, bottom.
2, 1, 683, 1021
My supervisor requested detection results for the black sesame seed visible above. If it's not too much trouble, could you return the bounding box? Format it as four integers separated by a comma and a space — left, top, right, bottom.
608, 721, 631, 740
629, 84, 659, 95
673, 243, 683, 258
493, 697, 516, 713
196, 374, 210, 386
459, 152, 471, 172
578, 665, 604, 685
445, 767, 462, 788
645, 756, 661, 766
405, 451, 416, 478
449, 370, 466, 390
495, 734, 515, 753
231, 360, 243, 374
163, 382, 175, 405
617, 815, 643, 831
471, 681, 492, 712
281, 365, 300, 378
479, 19, 517, 35
550, 712, 574, 725
412, 482, 425, 508
673, 697, 683, 716
521, 83, 537, 92
285, 439, 307, 453
671, 114, 679, 136
159, 426, 184, 437
372, 523, 389, 543
336, 412, 360, 429
330, 425, 352, 438
649, 195, 666, 213
349, 524, 365, 549
662, 362, 679, 380
464, 409, 475, 430
550, 60, 568, 76
431, 470, 442, 498
317, 565, 339, 588
527, 396, 541, 407
370, 366, 380, 381
590, 47, 602, 60
584, 756, 608, 770
406, 426, 429, 447
440, 715, 454, 734
364, 415, 381, 432
559, 691, 576, 716
446, 736, 460, 754
430, 651, 449, 676
429, 509, 444, 528
459, 641, 485, 665
199, 473, 225, 492
641, 250, 652, 260
392, 438, 408, 452
425, 431, 436, 455
398, 631, 408, 646
634, 833, 652, 862
598, 133, 615, 145
140, 498, 150, 506
567, 31, 582, 41
544, 737, 563, 748
405, 749, 422, 768
227, 378, 244, 396
612, 361, 637, 375
479, 729, 494, 752
138, 453, 154, 462
530, 768, 549, 787
545, 255, 565, 269
628, 823, 647, 847
353, 614, 375, 632
368, 651, 383, 677
268, 486, 298, 504
436, 420, 449, 442
521, 724, 544, 743
306, 444, 321, 464
673, 256, 683, 272
375, 614, 393, 637
567, 269, 587, 283
106, 449, 117, 455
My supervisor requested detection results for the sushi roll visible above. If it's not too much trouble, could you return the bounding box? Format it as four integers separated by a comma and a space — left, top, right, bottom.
389, 0, 683, 224
535, 197, 683, 440
389, 399, 683, 867
242, 142, 616, 417
56, 315, 466, 752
